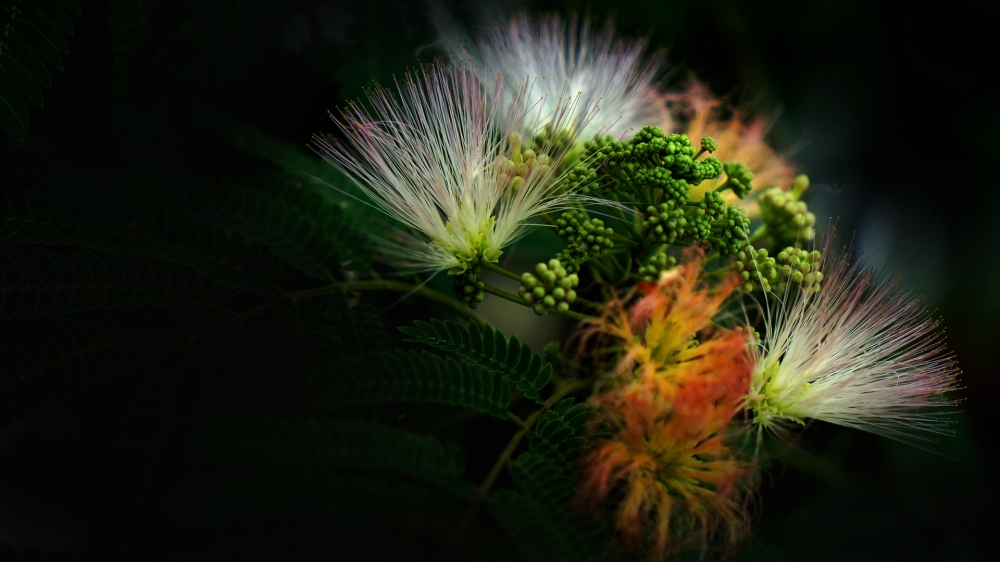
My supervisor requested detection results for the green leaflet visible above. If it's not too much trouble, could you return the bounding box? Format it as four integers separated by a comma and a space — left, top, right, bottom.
113, 169, 363, 282
0, 190, 290, 296
488, 488, 617, 562
268, 299, 343, 415
1, 162, 359, 283
527, 397, 610, 473
0, 0, 79, 141
326, 297, 391, 358
193, 417, 474, 497
194, 297, 394, 426
317, 349, 512, 420
399, 319, 553, 403
490, 453, 621, 562
488, 399, 619, 562
0, 307, 177, 424
0, 250, 234, 324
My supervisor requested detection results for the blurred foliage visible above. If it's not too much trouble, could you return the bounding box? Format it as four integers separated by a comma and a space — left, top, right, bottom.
0, 0, 994, 560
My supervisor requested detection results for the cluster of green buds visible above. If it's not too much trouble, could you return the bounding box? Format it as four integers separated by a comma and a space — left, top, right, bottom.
531, 123, 576, 168
637, 252, 677, 282
642, 197, 748, 255
736, 246, 778, 292
721, 162, 754, 198
735, 245, 823, 294
563, 164, 602, 195
775, 247, 823, 294
552, 249, 581, 274
518, 259, 579, 316
452, 266, 486, 308
592, 127, 724, 192
496, 132, 552, 191
642, 200, 703, 244
556, 210, 614, 257
692, 190, 727, 217
708, 206, 751, 255
757, 175, 816, 246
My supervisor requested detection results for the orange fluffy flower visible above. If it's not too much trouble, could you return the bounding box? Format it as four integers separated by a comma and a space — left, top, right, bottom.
595, 254, 740, 384
666, 81, 796, 216
580, 255, 752, 559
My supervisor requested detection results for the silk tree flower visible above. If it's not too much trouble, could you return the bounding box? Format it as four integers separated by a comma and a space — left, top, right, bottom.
312, 61, 585, 274
744, 236, 961, 445
668, 81, 796, 216
468, 12, 671, 148
580, 255, 752, 558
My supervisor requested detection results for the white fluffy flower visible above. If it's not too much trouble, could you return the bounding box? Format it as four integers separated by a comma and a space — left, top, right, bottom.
745, 236, 961, 445
312, 61, 584, 274
468, 13, 671, 144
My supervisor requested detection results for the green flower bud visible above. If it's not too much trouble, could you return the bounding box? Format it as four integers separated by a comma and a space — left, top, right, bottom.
517, 259, 580, 316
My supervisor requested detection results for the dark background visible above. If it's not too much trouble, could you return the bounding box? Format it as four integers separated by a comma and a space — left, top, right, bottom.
1, 0, 995, 559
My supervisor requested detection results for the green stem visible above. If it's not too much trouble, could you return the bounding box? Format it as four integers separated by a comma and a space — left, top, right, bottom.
573, 295, 602, 310
507, 412, 527, 429
481, 283, 527, 306
482, 284, 594, 323
586, 258, 616, 283
456, 379, 591, 534
480, 260, 523, 282
607, 234, 639, 248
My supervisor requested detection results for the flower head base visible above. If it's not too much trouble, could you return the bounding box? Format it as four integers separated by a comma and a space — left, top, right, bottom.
745, 233, 961, 445
581, 254, 752, 558
667, 81, 796, 215
313, 61, 583, 274
471, 13, 671, 153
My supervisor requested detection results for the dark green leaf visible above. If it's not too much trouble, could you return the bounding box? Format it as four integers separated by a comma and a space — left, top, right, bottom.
0, 54, 43, 108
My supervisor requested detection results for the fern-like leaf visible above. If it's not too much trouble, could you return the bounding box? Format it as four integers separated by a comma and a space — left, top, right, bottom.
0, 0, 80, 141
0, 190, 290, 296
327, 296, 391, 358
318, 350, 511, 419
491, 452, 620, 562
269, 299, 342, 415
527, 398, 609, 473
194, 417, 474, 497
0, 250, 234, 325
0, 307, 177, 423
196, 318, 275, 426
489, 488, 614, 562
117, 170, 360, 281
399, 319, 552, 403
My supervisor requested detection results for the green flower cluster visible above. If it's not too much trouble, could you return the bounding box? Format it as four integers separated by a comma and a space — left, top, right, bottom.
452, 266, 485, 308
518, 259, 580, 316
708, 206, 751, 255
776, 247, 823, 294
736, 246, 778, 292
721, 161, 754, 198
556, 210, 614, 259
757, 175, 816, 247
497, 132, 553, 192
564, 164, 602, 195
637, 252, 677, 282
642, 200, 703, 244
642, 198, 748, 255
735, 245, 824, 294
592, 127, 724, 197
